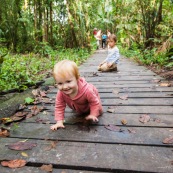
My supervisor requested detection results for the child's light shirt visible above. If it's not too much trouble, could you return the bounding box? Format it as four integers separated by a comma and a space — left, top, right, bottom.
54, 77, 103, 121
105, 46, 120, 64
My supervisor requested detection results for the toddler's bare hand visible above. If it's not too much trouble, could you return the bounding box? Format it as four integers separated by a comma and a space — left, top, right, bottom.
85, 115, 98, 122
50, 121, 65, 131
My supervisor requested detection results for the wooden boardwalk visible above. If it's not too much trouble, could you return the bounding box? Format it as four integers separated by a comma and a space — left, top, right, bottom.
1, 49, 173, 172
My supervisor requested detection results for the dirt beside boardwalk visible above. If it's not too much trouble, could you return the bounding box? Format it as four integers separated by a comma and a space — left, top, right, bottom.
0, 77, 55, 119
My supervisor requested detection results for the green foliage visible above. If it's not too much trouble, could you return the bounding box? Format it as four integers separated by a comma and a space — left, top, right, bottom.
25, 97, 34, 104
120, 44, 170, 68
0, 47, 90, 92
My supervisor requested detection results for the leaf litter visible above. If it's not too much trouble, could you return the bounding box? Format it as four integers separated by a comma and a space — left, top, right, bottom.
7, 141, 37, 150
107, 106, 116, 113
139, 114, 150, 123
40, 164, 53, 172
162, 136, 173, 144
104, 124, 124, 132
1, 159, 26, 168
119, 94, 128, 100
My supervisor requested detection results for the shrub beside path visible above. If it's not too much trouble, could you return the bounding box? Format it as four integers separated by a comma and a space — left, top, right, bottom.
0, 49, 173, 172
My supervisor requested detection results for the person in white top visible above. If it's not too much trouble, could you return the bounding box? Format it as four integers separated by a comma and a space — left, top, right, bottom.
95, 29, 102, 49
98, 34, 120, 72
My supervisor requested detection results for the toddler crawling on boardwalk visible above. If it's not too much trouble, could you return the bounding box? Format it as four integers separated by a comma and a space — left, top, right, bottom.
50, 60, 103, 130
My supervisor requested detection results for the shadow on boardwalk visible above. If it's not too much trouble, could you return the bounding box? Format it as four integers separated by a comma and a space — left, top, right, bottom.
0, 49, 173, 173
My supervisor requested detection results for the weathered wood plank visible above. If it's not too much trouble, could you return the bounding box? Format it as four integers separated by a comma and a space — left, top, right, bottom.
48, 92, 173, 98
8, 122, 173, 146
0, 138, 172, 173
40, 105, 173, 114
44, 94, 173, 105
81, 83, 168, 88
50, 87, 173, 93
84, 77, 164, 82
0, 165, 101, 173
24, 111, 173, 127
83, 74, 163, 79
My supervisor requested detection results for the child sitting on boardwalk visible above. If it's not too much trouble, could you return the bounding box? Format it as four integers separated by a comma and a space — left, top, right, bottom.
50, 60, 103, 130
98, 34, 120, 72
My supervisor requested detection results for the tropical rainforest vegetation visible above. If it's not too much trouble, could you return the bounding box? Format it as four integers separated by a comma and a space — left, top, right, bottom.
0, 0, 173, 92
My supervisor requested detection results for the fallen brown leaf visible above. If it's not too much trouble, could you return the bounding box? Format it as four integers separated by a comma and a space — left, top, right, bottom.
139, 114, 150, 123
163, 136, 173, 144
104, 124, 124, 132
40, 91, 47, 97
7, 141, 37, 150
121, 119, 127, 125
1, 159, 26, 168
44, 141, 58, 151
107, 106, 116, 113
119, 94, 128, 100
112, 89, 119, 95
40, 164, 53, 172
160, 82, 171, 87
0, 128, 10, 137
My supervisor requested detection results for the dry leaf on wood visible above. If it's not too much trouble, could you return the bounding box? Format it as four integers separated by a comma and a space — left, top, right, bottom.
21, 152, 28, 157
163, 136, 173, 144
7, 141, 37, 150
121, 119, 127, 125
104, 124, 124, 132
112, 89, 119, 95
160, 82, 171, 87
1, 159, 26, 168
40, 164, 53, 172
107, 106, 116, 113
152, 118, 161, 123
119, 94, 128, 100
40, 91, 47, 97
44, 141, 58, 151
0, 128, 10, 137
139, 114, 150, 123
32, 89, 39, 96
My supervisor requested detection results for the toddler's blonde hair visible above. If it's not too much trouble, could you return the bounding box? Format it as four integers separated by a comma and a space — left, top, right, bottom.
53, 59, 80, 80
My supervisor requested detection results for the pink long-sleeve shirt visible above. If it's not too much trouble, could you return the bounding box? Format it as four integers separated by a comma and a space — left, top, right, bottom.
54, 77, 103, 121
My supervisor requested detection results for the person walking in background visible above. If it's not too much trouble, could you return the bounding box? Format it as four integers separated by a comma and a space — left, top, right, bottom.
95, 29, 102, 49
50, 60, 103, 130
93, 28, 98, 37
101, 32, 107, 49
98, 34, 120, 72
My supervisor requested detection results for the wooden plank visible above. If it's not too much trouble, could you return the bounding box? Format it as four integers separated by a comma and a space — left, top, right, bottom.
82, 83, 168, 88
24, 111, 173, 127
48, 92, 173, 98
0, 138, 172, 173
45, 94, 173, 105
50, 87, 173, 93
80, 71, 158, 76
8, 122, 173, 146
84, 76, 164, 81
41, 105, 173, 114
82, 73, 164, 79
0, 165, 101, 173
101, 98, 173, 106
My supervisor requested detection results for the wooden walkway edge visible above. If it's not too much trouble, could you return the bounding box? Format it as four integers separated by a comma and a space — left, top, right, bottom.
0, 49, 173, 173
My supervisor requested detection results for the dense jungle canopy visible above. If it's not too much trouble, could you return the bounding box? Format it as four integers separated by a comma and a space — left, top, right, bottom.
0, 0, 173, 92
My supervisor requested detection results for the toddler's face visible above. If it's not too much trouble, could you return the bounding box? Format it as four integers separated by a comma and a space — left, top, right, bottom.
108, 39, 116, 48
55, 74, 78, 98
